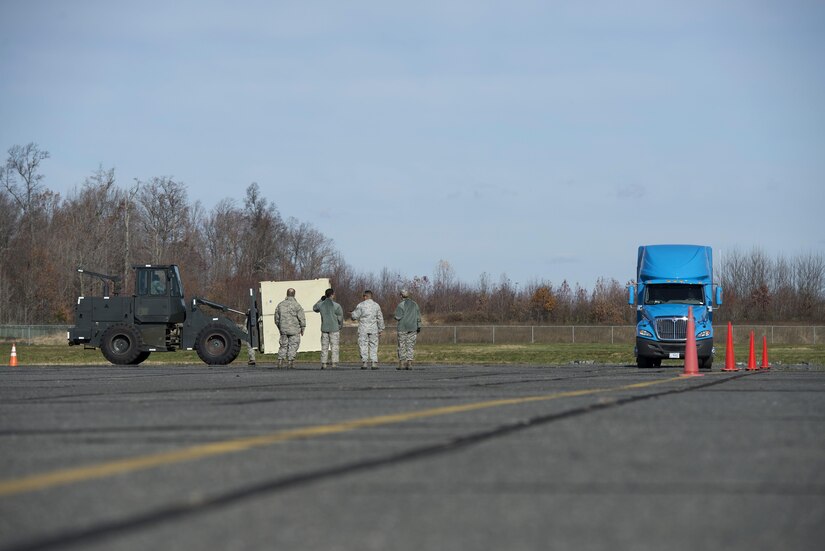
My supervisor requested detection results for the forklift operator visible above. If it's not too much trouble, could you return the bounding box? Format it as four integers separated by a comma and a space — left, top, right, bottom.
150, 273, 166, 295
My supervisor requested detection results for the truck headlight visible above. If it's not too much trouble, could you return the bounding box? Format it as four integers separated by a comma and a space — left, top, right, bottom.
697, 330, 710, 338
639, 329, 653, 337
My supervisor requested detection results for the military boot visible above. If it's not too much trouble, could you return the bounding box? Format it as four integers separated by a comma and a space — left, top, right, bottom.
405, 360, 412, 370
361, 362, 368, 370
397, 361, 403, 370
321, 363, 327, 370
288, 360, 294, 369
277, 359, 284, 369
370, 361, 379, 370
331, 363, 338, 369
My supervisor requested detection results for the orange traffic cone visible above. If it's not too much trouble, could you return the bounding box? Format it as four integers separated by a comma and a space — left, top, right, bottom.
722, 321, 738, 371
681, 307, 703, 377
746, 331, 758, 371
9, 343, 18, 367
760, 335, 770, 370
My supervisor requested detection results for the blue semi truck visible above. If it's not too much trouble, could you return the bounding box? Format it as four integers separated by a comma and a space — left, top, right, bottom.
628, 244, 723, 369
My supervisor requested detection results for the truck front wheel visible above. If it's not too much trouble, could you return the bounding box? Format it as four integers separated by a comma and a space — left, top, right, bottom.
100, 324, 144, 365
195, 324, 241, 365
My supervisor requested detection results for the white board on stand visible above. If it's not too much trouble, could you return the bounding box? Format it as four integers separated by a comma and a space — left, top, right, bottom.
259, 278, 331, 354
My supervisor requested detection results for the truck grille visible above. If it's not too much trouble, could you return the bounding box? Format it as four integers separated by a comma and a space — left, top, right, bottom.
656, 318, 687, 340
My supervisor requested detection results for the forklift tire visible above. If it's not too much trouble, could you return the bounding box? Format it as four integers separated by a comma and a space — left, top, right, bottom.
100, 324, 144, 365
195, 323, 241, 365
134, 351, 151, 365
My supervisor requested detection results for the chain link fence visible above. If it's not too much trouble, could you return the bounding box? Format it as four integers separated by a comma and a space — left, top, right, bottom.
2, 324, 823, 345
0, 325, 71, 344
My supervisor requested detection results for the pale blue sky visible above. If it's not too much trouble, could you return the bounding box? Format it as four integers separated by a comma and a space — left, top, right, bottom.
2, 1, 823, 288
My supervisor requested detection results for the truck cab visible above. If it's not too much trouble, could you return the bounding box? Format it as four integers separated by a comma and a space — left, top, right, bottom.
628, 245, 723, 369
134, 265, 187, 326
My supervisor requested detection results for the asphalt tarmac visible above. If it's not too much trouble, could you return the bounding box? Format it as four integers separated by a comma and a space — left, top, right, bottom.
1, 363, 824, 551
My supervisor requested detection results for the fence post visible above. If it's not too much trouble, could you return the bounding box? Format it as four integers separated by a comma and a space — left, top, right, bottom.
492, 326, 495, 344
531, 326, 534, 344
572, 326, 575, 344
454, 326, 457, 344
611, 326, 614, 345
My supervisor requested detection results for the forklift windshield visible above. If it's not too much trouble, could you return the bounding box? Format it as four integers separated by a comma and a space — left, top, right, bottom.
135, 266, 183, 298
137, 269, 168, 296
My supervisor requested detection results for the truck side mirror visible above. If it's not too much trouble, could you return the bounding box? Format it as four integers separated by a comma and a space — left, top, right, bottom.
716, 286, 723, 306
628, 285, 636, 305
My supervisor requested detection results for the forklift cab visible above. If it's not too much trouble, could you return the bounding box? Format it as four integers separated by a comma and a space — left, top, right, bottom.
134, 265, 187, 324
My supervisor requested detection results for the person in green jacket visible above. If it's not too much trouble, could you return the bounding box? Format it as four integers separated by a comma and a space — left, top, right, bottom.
313, 288, 344, 369
393, 289, 421, 370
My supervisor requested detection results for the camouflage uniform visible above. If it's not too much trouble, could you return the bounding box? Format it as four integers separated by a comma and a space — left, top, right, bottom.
351, 298, 384, 365
275, 296, 306, 362
313, 296, 344, 366
394, 296, 421, 365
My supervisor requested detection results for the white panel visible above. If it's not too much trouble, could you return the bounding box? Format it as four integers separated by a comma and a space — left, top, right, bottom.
259, 278, 331, 354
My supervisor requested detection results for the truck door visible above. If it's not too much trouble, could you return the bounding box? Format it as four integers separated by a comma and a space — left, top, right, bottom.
135, 268, 172, 323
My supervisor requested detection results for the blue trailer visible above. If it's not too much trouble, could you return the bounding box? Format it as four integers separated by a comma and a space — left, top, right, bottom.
628, 245, 723, 369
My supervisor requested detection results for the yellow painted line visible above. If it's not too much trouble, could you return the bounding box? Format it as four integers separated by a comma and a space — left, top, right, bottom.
0, 376, 682, 497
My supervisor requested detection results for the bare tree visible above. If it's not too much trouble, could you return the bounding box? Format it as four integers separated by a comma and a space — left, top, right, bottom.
717, 247, 825, 321
0, 186, 19, 256
136, 176, 189, 263
282, 217, 337, 280
794, 252, 825, 319
2, 143, 52, 322
122, 179, 141, 287
487, 274, 515, 323
241, 182, 285, 278
431, 259, 457, 314
3, 143, 50, 233
719, 248, 748, 320
205, 199, 244, 271
55, 166, 125, 302
0, 187, 19, 323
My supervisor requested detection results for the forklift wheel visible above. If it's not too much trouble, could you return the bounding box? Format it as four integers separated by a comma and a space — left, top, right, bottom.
195, 323, 241, 365
100, 324, 144, 365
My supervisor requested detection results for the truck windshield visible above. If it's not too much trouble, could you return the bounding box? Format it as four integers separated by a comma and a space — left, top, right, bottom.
644, 284, 704, 305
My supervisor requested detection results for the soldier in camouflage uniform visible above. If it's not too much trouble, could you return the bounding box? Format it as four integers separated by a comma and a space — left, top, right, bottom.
351, 290, 384, 369
274, 288, 306, 368
313, 288, 344, 369
393, 289, 421, 370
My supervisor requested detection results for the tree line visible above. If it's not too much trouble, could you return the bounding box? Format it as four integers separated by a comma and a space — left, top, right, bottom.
2, 143, 823, 325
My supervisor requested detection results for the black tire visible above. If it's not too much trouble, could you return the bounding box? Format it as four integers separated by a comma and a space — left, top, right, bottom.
700, 356, 713, 370
134, 351, 151, 365
652, 358, 662, 367
637, 356, 655, 369
100, 324, 144, 365
195, 323, 241, 365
